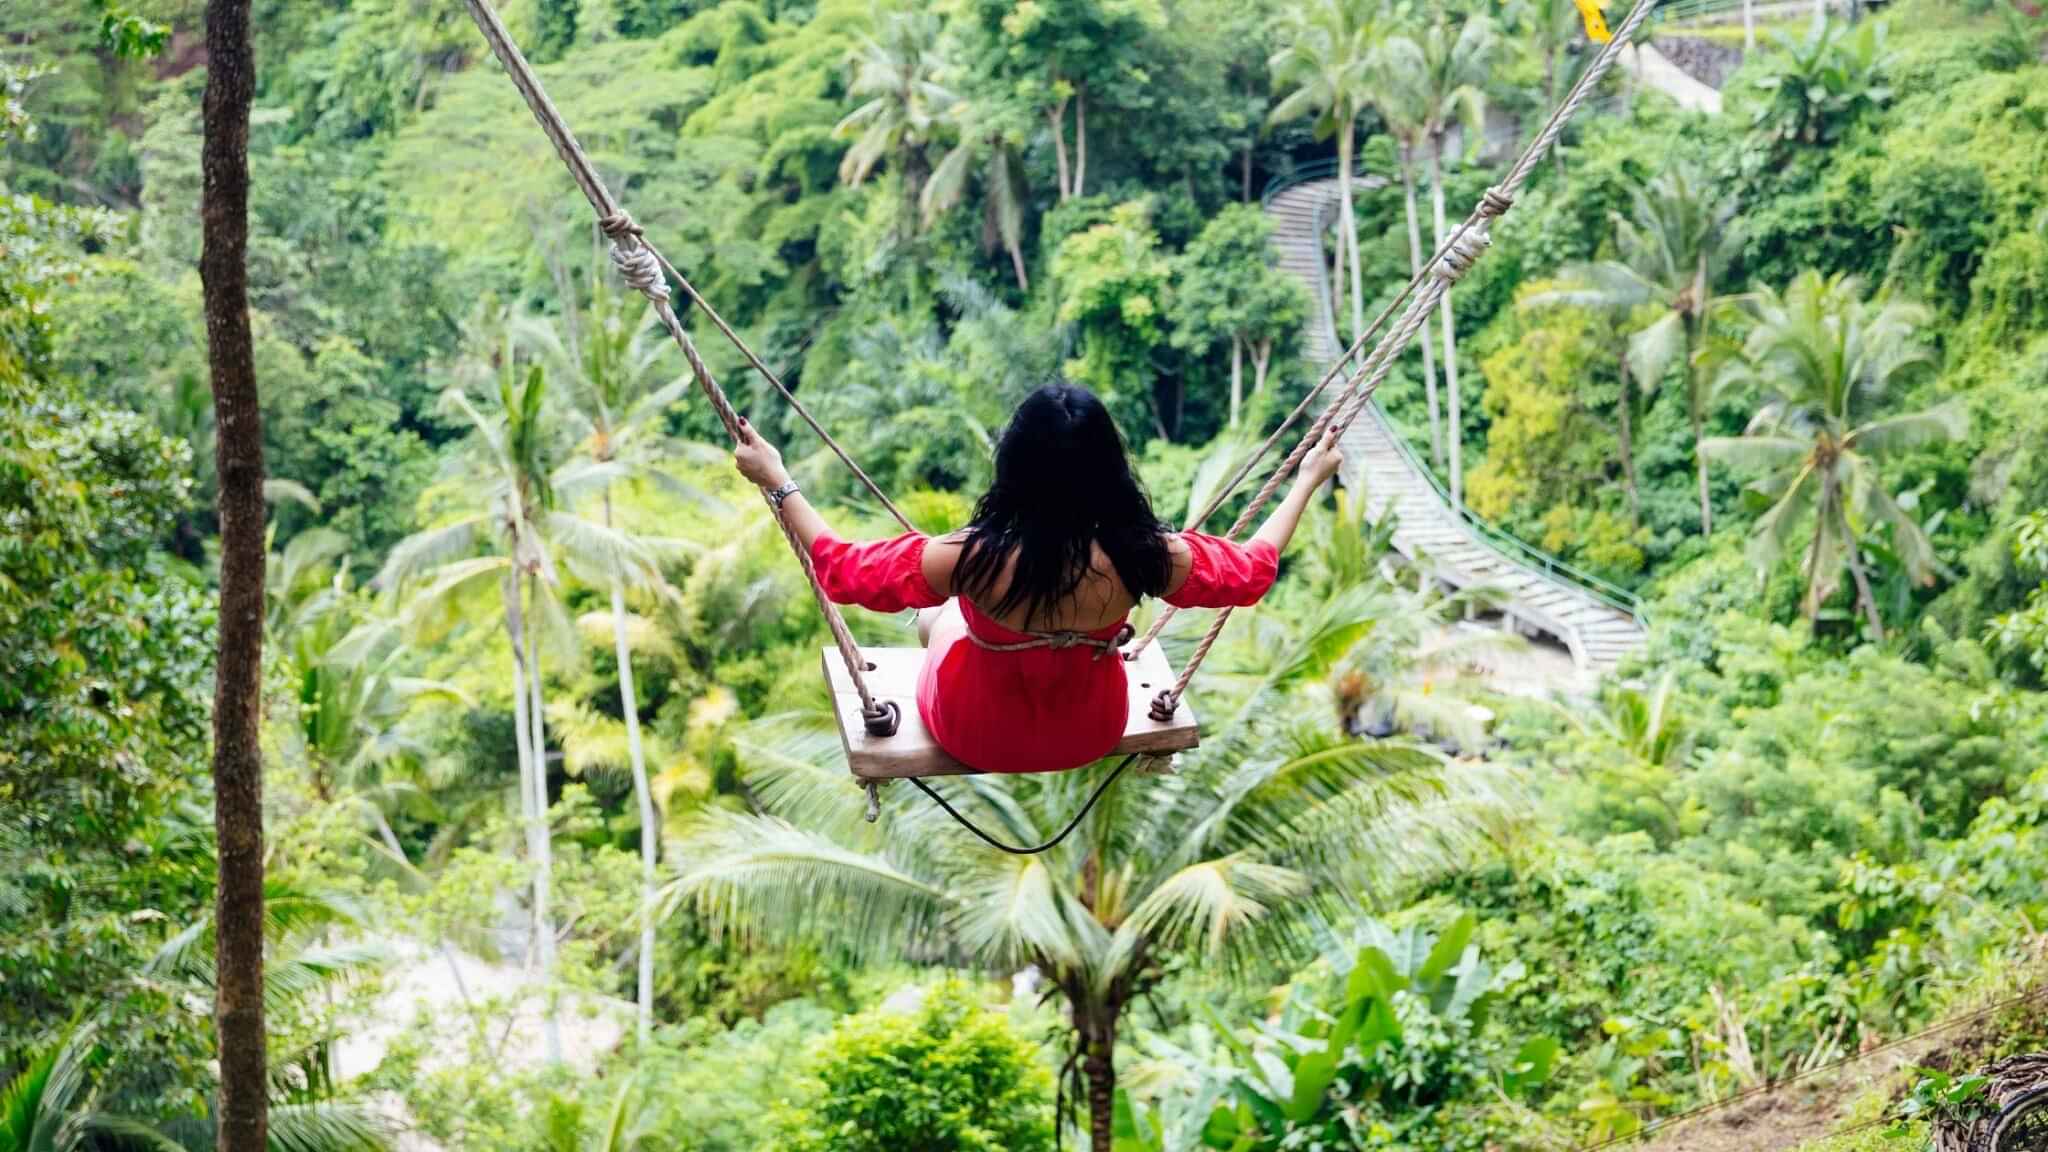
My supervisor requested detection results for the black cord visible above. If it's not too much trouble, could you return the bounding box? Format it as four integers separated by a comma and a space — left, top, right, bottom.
909, 754, 1139, 856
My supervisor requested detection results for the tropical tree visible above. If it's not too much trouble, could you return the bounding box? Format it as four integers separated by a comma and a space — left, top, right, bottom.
380, 346, 666, 1062
513, 282, 698, 1045
1748, 19, 1893, 153
922, 98, 1034, 292
1372, 63, 1445, 467
1549, 161, 1739, 534
1269, 0, 1385, 349
667, 595, 1506, 1150
1169, 205, 1309, 428
1701, 271, 1964, 639
835, 10, 956, 237
1517, 287, 1651, 525
198, 0, 268, 1144
1384, 11, 1497, 509
1053, 201, 1174, 436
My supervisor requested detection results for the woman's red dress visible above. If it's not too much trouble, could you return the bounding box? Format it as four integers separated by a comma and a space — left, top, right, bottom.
808, 531, 1279, 774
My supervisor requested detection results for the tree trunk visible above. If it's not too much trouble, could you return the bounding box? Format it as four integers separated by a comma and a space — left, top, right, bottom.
1398, 143, 1442, 467
603, 492, 659, 1046
1007, 237, 1030, 293
1336, 117, 1366, 347
1617, 356, 1641, 527
1083, 1018, 1117, 1151
1252, 338, 1272, 398
1429, 134, 1463, 510
1684, 319, 1712, 535
1048, 95, 1072, 201
1743, 0, 1756, 49
1073, 83, 1087, 199
1836, 484, 1886, 640
201, 2, 266, 1147
1229, 335, 1243, 427
1241, 143, 1252, 203
523, 572, 561, 1063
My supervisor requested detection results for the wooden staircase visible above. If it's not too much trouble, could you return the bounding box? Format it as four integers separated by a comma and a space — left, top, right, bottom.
1264, 175, 1649, 676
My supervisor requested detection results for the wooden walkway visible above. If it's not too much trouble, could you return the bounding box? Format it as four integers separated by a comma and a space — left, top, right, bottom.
1265, 178, 1648, 675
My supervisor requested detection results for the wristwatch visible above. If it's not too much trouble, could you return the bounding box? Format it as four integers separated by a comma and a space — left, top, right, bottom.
766, 480, 801, 510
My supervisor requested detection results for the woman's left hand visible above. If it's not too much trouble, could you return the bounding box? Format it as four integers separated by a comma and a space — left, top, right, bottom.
733, 417, 791, 489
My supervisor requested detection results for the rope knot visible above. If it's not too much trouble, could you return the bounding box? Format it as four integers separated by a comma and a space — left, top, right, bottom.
861, 699, 901, 738
1149, 689, 1179, 724
1479, 186, 1514, 218
1433, 223, 1491, 284
602, 212, 671, 303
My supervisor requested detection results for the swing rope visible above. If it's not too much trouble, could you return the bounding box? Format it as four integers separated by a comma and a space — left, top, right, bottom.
461, 0, 900, 740
460, 0, 1656, 840
1129, 0, 1658, 725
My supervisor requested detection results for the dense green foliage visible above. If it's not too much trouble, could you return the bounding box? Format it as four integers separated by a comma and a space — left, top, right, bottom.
6, 0, 2048, 1149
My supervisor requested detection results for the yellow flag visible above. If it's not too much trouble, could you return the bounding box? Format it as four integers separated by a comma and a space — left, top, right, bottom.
1575, 0, 1613, 43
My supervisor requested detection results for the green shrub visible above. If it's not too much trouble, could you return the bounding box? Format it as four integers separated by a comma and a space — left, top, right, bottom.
772, 981, 1054, 1152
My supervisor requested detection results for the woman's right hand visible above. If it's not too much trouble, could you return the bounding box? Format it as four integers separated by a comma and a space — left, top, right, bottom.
1300, 427, 1346, 486
733, 417, 791, 489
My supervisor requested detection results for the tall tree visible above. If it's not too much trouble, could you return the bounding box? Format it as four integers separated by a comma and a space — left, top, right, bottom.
922, 98, 1035, 292
514, 282, 695, 1045
835, 10, 956, 238
1518, 287, 1652, 526
382, 349, 669, 1061
1702, 272, 1964, 638
1269, 0, 1385, 349
1372, 61, 1445, 466
199, 0, 267, 1147
670, 593, 1503, 1150
1550, 162, 1739, 534
1385, 11, 1496, 509
1169, 205, 1309, 428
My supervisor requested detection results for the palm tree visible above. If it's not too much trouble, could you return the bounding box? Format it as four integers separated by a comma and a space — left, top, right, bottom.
1701, 271, 1964, 639
1373, 81, 1445, 468
667, 599, 1507, 1150
1550, 161, 1739, 534
513, 283, 699, 1046
922, 101, 1033, 292
1385, 11, 1497, 509
835, 9, 956, 237
1270, 0, 1386, 350
383, 339, 674, 1061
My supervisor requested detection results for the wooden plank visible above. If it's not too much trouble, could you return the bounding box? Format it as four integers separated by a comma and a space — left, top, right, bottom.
822, 642, 1200, 782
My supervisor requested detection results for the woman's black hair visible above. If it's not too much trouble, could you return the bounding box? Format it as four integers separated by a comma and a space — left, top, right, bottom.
954, 383, 1172, 624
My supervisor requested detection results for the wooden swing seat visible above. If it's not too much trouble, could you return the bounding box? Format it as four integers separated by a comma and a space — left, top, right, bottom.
823, 643, 1201, 782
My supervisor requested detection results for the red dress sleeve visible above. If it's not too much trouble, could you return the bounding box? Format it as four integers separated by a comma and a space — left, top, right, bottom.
1164, 532, 1279, 609
808, 531, 947, 613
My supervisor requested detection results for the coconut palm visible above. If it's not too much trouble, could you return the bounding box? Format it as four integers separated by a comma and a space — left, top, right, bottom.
666, 596, 1508, 1150
922, 101, 1034, 292
835, 9, 957, 236
1701, 271, 1963, 639
1548, 161, 1739, 534
379, 343, 666, 1062
1270, 0, 1387, 350
1384, 11, 1497, 509
513, 282, 703, 1045
1372, 77, 1445, 468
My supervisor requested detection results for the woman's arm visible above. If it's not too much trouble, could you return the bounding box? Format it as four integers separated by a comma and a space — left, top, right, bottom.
732, 417, 832, 549
732, 419, 951, 608
1250, 426, 1345, 554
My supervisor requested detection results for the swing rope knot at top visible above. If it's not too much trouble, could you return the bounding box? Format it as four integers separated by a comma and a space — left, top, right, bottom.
1433, 222, 1492, 284
1148, 688, 1179, 724
602, 212, 671, 303
1478, 186, 1514, 219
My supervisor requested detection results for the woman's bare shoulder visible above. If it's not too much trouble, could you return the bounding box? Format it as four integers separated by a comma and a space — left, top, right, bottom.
922, 532, 967, 597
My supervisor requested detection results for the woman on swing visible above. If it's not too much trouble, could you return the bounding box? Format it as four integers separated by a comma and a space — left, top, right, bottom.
734, 383, 1345, 775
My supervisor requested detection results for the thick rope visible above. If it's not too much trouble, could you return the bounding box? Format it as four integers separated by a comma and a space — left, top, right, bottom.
1135, 0, 1659, 722
461, 0, 897, 736
909, 754, 1138, 856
